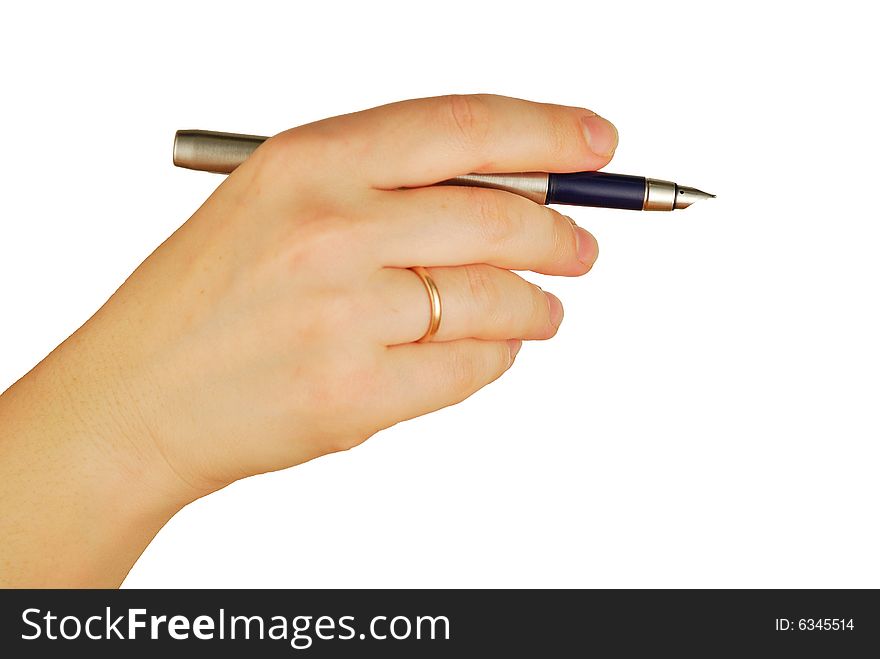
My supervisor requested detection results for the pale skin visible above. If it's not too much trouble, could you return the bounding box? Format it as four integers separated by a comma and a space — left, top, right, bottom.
0, 95, 617, 587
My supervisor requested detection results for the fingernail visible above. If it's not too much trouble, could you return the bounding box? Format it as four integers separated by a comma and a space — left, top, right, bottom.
565, 214, 579, 227
581, 114, 618, 157
506, 339, 522, 363
545, 291, 564, 328
575, 226, 598, 266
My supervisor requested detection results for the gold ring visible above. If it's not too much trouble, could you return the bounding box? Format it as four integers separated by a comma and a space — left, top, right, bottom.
410, 266, 442, 343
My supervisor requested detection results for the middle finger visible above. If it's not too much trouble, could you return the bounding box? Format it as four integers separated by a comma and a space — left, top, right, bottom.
367, 185, 598, 277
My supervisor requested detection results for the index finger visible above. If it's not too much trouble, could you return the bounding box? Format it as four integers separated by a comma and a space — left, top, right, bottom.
300, 94, 618, 189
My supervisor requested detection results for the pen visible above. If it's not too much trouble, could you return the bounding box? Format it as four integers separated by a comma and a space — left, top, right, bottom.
173, 129, 714, 211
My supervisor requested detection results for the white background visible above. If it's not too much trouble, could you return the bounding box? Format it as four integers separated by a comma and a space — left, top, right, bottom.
1, 1, 877, 588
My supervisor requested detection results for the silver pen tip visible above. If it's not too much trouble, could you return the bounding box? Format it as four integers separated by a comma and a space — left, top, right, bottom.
674, 185, 716, 209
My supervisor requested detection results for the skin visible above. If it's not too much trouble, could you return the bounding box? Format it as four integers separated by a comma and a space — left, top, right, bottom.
0, 95, 617, 587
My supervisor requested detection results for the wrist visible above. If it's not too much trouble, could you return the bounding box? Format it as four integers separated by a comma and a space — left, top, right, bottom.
52, 322, 211, 512
0, 322, 205, 586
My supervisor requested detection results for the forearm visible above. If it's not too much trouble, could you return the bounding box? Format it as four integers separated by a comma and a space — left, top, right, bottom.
0, 323, 195, 587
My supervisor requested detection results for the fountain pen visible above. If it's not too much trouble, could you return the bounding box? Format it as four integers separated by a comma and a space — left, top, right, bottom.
173, 129, 714, 211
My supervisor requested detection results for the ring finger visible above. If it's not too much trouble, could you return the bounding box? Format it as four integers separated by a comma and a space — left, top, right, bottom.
371, 264, 564, 345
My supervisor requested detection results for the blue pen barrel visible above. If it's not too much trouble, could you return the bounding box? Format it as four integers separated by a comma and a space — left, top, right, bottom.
547, 172, 647, 210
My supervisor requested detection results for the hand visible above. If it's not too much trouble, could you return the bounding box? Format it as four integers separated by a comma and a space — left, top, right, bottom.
0, 95, 616, 586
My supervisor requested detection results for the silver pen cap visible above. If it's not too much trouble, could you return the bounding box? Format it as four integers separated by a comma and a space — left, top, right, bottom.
173, 130, 266, 174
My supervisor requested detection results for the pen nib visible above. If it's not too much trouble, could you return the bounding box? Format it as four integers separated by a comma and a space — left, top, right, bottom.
675, 185, 716, 209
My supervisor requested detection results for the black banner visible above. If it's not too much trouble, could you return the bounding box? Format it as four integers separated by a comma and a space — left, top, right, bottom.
1, 589, 876, 656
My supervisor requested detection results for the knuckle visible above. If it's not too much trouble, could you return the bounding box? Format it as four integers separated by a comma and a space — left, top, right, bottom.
255, 131, 290, 160
324, 431, 373, 455
254, 130, 310, 175
462, 264, 499, 310
497, 341, 513, 371
306, 216, 350, 254
487, 342, 512, 379
305, 354, 378, 416
445, 344, 480, 393
529, 287, 554, 332
288, 211, 362, 272
547, 210, 576, 262
547, 112, 580, 160
254, 125, 351, 181
442, 94, 492, 149
318, 292, 359, 329
294, 291, 358, 344
467, 188, 513, 247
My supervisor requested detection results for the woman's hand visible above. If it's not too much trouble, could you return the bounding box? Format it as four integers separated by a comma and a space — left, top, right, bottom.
0, 95, 616, 586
